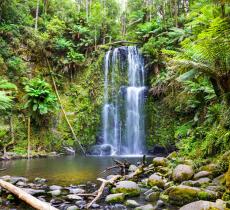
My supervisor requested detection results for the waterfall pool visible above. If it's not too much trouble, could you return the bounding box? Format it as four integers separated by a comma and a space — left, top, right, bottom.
0, 155, 152, 185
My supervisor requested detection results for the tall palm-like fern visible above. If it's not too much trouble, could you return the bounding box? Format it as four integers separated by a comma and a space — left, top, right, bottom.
168, 17, 230, 103
0, 77, 17, 111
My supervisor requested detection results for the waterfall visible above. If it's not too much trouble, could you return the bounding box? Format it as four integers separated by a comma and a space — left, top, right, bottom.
100, 46, 146, 156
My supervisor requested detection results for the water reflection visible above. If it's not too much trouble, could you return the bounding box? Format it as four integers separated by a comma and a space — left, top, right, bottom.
0, 156, 149, 185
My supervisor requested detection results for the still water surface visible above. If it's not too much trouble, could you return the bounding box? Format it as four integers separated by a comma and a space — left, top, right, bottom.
0, 156, 149, 185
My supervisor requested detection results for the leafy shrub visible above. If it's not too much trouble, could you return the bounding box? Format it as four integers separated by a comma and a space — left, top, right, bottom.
24, 78, 58, 116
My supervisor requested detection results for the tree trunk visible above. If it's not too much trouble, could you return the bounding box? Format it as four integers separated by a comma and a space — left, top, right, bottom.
210, 77, 221, 97
218, 74, 230, 104
27, 117, 31, 159
174, 0, 178, 27
35, 0, 40, 30
0, 179, 58, 210
221, 3, 225, 18
85, 0, 88, 21
10, 115, 15, 147
46, 58, 86, 155
43, 0, 48, 14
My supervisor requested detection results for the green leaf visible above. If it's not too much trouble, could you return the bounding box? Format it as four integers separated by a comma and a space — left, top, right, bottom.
177, 69, 197, 82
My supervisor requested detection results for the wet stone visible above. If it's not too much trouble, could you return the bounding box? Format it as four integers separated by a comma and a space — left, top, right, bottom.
125, 199, 140, 207
34, 177, 47, 184
21, 188, 45, 196
67, 187, 85, 194
91, 203, 100, 208
66, 194, 83, 200
49, 189, 62, 197
75, 200, 86, 206
50, 185, 63, 191
66, 206, 79, 210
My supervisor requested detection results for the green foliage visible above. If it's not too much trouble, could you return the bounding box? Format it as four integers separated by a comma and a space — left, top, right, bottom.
0, 77, 17, 111
24, 78, 58, 116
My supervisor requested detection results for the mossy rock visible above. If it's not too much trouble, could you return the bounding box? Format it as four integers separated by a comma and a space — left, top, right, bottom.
201, 164, 219, 173
222, 191, 230, 201
145, 191, 160, 202
179, 200, 223, 210
105, 193, 125, 203
125, 200, 140, 207
164, 185, 200, 205
153, 157, 168, 167
111, 181, 140, 197
164, 185, 216, 206
167, 151, 177, 160
197, 191, 216, 201
148, 174, 165, 189
172, 164, 194, 182
135, 204, 155, 210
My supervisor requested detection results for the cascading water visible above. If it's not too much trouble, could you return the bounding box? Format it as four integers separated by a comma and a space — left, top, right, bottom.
100, 46, 146, 156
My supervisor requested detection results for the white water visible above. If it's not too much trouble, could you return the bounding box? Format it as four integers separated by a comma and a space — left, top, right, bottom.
101, 46, 146, 156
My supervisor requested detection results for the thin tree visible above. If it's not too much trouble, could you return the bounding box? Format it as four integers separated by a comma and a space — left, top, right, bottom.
35, 0, 40, 30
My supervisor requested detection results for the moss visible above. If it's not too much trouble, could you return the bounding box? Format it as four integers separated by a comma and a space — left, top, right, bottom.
198, 191, 215, 201
105, 193, 125, 203
111, 187, 140, 197
7, 194, 15, 201
222, 192, 230, 201
165, 186, 201, 205
148, 178, 164, 189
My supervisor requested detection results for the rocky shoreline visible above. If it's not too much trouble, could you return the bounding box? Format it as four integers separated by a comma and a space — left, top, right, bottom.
0, 152, 229, 210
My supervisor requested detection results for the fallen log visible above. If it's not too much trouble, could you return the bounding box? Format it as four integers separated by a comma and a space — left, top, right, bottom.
86, 175, 121, 209
0, 179, 58, 210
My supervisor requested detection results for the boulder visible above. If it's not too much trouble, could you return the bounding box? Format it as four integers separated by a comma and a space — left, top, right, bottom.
66, 194, 83, 200
22, 188, 45, 196
212, 174, 225, 186
34, 177, 47, 184
194, 171, 212, 180
91, 203, 100, 209
49, 185, 63, 191
62, 146, 75, 155
10, 176, 28, 184
152, 157, 167, 167
164, 185, 217, 206
111, 181, 140, 197
148, 174, 165, 188
48, 190, 62, 197
155, 200, 165, 208
179, 200, 224, 210
125, 200, 140, 207
145, 191, 160, 202
201, 164, 218, 173
66, 206, 79, 210
182, 178, 211, 187
173, 164, 194, 182
135, 204, 155, 210
68, 188, 85, 194
129, 165, 138, 172
16, 181, 27, 187
105, 193, 125, 203
164, 185, 201, 205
